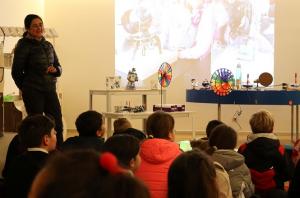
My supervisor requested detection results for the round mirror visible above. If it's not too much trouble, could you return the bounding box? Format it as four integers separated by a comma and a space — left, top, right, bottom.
258, 72, 273, 87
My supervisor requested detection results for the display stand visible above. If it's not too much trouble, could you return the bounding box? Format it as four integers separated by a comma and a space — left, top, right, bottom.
186, 89, 300, 142
102, 111, 195, 137
89, 89, 196, 137
89, 89, 166, 135
89, 89, 166, 111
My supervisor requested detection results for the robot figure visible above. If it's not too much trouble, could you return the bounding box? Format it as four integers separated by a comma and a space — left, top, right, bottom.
126, 68, 138, 89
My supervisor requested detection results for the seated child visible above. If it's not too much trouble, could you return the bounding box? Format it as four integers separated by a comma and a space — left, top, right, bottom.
135, 111, 182, 198
5, 115, 57, 198
102, 134, 141, 174
61, 110, 105, 152
113, 118, 132, 133
209, 124, 254, 198
190, 119, 223, 152
168, 149, 219, 198
238, 110, 291, 196
28, 150, 150, 198
114, 127, 146, 141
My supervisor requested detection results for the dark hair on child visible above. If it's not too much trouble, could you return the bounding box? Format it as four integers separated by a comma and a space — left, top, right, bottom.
168, 149, 218, 198
103, 134, 140, 168
206, 119, 224, 138
209, 124, 237, 150
113, 127, 146, 141
75, 110, 103, 137
18, 114, 55, 148
29, 150, 150, 198
146, 111, 174, 139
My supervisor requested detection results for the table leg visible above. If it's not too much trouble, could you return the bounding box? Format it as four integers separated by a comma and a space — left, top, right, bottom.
292, 105, 294, 142
142, 94, 147, 110
297, 105, 299, 140
218, 103, 221, 121
142, 119, 147, 132
107, 117, 112, 138
89, 91, 93, 110
192, 115, 195, 139
107, 94, 111, 112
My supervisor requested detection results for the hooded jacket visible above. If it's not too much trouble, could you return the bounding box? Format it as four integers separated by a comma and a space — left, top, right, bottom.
214, 161, 233, 198
12, 36, 62, 91
212, 149, 254, 198
238, 133, 291, 192
135, 138, 181, 198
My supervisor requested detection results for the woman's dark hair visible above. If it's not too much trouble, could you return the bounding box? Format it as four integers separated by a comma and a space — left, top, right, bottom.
75, 110, 103, 137
168, 149, 218, 198
24, 14, 43, 29
18, 114, 55, 148
209, 124, 237, 150
103, 134, 140, 168
31, 150, 150, 198
146, 111, 174, 139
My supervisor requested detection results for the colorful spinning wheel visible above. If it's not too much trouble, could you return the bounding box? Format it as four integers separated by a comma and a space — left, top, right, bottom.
158, 62, 172, 87
211, 68, 235, 96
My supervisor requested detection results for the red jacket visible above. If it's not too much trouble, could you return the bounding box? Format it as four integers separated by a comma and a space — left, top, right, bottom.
135, 138, 181, 198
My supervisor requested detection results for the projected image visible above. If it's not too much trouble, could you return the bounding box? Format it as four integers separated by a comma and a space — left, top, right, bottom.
115, 0, 275, 84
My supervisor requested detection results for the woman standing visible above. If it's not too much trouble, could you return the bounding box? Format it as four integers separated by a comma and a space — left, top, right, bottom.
12, 14, 63, 146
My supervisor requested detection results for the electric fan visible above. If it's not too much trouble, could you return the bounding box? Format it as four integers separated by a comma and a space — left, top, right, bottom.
211, 68, 234, 96
158, 62, 172, 109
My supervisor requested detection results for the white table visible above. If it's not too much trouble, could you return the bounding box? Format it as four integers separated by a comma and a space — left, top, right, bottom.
103, 111, 196, 138
89, 89, 166, 111
89, 89, 167, 136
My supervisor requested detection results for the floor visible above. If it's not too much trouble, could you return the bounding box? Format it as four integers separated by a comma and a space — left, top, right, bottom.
0, 130, 294, 178
0, 132, 16, 178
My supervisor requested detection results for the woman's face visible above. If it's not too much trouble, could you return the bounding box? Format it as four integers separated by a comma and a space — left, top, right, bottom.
28, 18, 44, 39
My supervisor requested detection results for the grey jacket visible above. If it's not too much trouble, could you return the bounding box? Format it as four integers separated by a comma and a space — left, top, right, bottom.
212, 149, 254, 198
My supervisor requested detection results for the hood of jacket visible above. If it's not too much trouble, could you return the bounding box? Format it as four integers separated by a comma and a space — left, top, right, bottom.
140, 138, 181, 164
212, 149, 245, 171
246, 133, 280, 159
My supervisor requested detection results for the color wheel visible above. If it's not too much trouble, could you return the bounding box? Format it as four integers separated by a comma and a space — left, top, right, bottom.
158, 62, 172, 88
211, 68, 234, 96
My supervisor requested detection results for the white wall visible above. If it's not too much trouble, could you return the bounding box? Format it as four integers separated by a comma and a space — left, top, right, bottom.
44, 0, 115, 129
0, 0, 45, 95
0, 0, 44, 26
1, 0, 300, 135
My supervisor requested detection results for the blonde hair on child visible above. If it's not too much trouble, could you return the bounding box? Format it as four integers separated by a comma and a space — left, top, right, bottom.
249, 109, 274, 133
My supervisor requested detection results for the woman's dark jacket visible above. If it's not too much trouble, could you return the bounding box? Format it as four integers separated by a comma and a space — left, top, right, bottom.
12, 36, 62, 92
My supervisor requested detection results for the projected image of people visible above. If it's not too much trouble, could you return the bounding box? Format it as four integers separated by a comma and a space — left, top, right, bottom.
115, 0, 275, 84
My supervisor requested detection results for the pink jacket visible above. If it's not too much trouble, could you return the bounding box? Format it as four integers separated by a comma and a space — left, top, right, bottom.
135, 138, 181, 198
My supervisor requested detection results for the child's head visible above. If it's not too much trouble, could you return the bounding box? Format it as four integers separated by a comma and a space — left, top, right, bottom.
146, 111, 175, 140
114, 127, 146, 141
103, 134, 141, 172
168, 149, 218, 198
18, 114, 56, 152
29, 150, 150, 198
75, 110, 105, 137
249, 109, 274, 134
113, 118, 132, 133
206, 119, 223, 138
209, 124, 237, 150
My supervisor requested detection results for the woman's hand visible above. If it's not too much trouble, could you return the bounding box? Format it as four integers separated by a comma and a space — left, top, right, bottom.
47, 65, 57, 73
